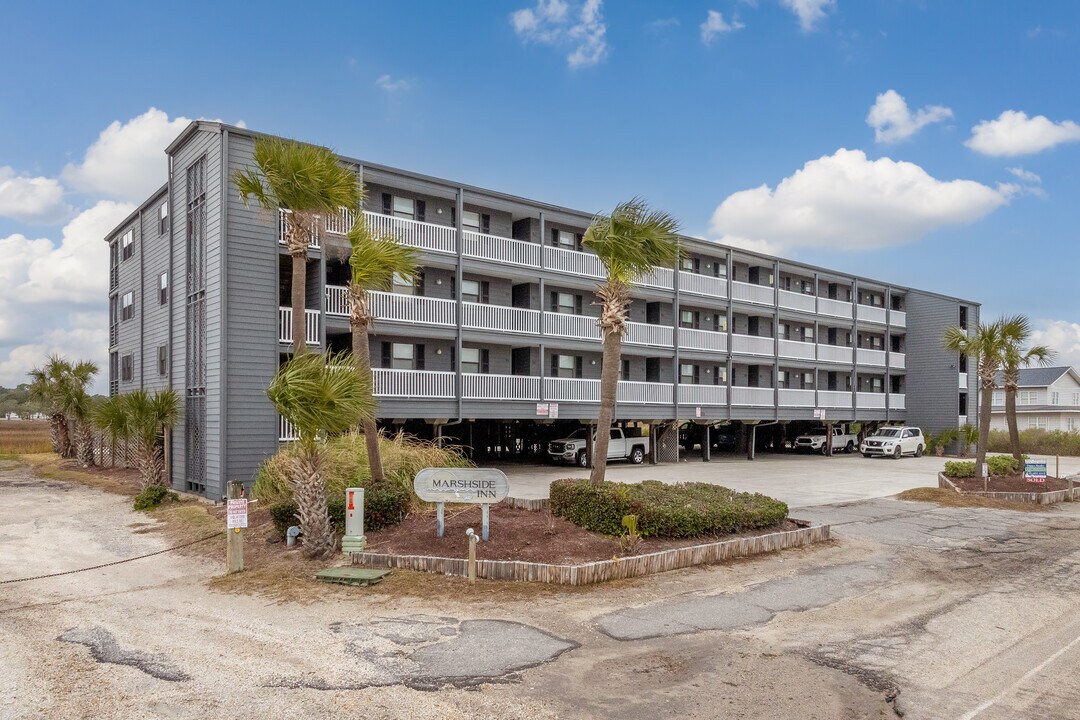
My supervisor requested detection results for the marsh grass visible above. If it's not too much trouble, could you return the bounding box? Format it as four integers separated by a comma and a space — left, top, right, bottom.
0, 420, 52, 455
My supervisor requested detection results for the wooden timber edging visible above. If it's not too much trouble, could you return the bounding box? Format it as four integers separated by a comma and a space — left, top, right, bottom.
503, 496, 550, 511
937, 473, 1080, 505
352, 520, 830, 586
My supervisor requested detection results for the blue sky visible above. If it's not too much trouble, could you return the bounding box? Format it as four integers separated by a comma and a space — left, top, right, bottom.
2, 0, 1080, 391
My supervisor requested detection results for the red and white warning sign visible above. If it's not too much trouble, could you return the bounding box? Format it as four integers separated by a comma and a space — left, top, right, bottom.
226, 498, 248, 529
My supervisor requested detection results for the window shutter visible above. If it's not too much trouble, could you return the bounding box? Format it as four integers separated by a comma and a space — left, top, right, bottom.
415, 345, 425, 370
575, 356, 583, 378
381, 342, 391, 368
449, 277, 456, 300
382, 193, 392, 215
450, 346, 456, 371
481, 214, 490, 235
481, 349, 490, 374
551, 228, 558, 246
574, 295, 583, 315
416, 200, 426, 222
450, 207, 456, 226
550, 354, 558, 376
415, 271, 424, 295
550, 291, 557, 311
480, 281, 489, 304
575, 233, 583, 250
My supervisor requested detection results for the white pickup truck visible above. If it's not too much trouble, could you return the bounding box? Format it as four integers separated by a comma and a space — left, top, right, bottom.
794, 425, 859, 454
547, 428, 650, 467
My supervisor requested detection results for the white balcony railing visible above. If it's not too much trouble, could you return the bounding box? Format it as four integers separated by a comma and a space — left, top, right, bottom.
370, 291, 456, 327
857, 304, 888, 324
778, 388, 816, 407
817, 344, 853, 364
462, 230, 540, 267
817, 297, 853, 319
731, 333, 774, 356
778, 338, 816, 361
818, 390, 853, 408
678, 327, 727, 352
364, 211, 456, 255
625, 321, 673, 348
373, 368, 455, 398
891, 352, 906, 369
891, 309, 907, 327
325, 285, 350, 316
678, 384, 727, 406
731, 386, 776, 406
618, 381, 673, 404
639, 267, 674, 290
544, 311, 600, 341
461, 373, 540, 401
544, 377, 600, 402
543, 246, 605, 279
778, 290, 816, 313
462, 302, 540, 334
857, 392, 887, 409
279, 415, 298, 442
278, 307, 320, 345
731, 281, 775, 306
323, 207, 355, 236
856, 348, 887, 367
889, 394, 906, 410
679, 271, 727, 298
278, 209, 321, 249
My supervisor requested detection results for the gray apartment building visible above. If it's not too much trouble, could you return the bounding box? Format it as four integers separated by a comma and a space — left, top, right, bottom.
105, 121, 979, 499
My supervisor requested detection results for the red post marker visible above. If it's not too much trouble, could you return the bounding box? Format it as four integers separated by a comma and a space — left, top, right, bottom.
347, 491, 354, 512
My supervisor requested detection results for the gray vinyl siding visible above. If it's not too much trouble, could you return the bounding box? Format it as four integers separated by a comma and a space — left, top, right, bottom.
140, 192, 171, 392
223, 130, 282, 490
902, 290, 971, 435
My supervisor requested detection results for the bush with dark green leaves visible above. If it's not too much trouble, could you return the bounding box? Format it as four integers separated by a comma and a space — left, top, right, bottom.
943, 455, 1023, 479
268, 481, 410, 539
133, 484, 176, 511
549, 479, 788, 539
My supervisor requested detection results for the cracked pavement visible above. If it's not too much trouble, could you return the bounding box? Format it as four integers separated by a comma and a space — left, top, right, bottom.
3, 461, 1080, 719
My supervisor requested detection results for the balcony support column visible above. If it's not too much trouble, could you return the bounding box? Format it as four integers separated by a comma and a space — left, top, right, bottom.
773, 260, 780, 422
672, 245, 681, 426
884, 287, 892, 422
726, 252, 734, 420
851, 278, 859, 422
454, 188, 464, 418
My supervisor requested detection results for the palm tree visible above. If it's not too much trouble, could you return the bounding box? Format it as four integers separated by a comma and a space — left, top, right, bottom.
234, 137, 361, 354
28, 356, 97, 459
943, 319, 1009, 476
95, 389, 179, 488
582, 199, 680, 484
957, 423, 979, 458
59, 360, 98, 467
1000, 315, 1054, 465
267, 352, 375, 558
346, 214, 418, 484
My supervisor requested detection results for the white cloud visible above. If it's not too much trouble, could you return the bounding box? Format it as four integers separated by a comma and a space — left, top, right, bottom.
866, 89, 953, 143
780, 0, 836, 32
0, 322, 109, 392
375, 74, 412, 93
511, 0, 608, 69
0, 167, 71, 224
966, 110, 1080, 157
700, 10, 745, 44
1031, 320, 1080, 370
61, 108, 191, 201
1006, 167, 1041, 184
707, 148, 1014, 254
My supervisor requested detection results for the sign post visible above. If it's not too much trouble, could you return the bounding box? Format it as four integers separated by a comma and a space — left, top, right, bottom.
414, 468, 510, 541
225, 480, 246, 574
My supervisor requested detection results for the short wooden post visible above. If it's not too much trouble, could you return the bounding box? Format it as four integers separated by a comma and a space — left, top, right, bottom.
436, 502, 445, 538
481, 503, 490, 541
226, 480, 244, 574
467, 528, 477, 582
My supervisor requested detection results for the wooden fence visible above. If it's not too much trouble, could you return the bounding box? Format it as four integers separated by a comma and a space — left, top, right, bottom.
91, 434, 136, 469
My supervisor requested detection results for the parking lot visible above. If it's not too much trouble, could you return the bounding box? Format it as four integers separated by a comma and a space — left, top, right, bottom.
494, 452, 1080, 509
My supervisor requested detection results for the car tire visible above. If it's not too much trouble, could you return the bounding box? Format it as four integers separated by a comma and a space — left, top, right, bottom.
892, 446, 902, 460
915, 444, 924, 458
845, 441, 855, 454
630, 447, 644, 464
577, 450, 588, 468
820, 445, 828, 456
860, 451, 869, 458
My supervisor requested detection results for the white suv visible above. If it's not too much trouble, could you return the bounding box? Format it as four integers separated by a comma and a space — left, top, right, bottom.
860, 426, 925, 459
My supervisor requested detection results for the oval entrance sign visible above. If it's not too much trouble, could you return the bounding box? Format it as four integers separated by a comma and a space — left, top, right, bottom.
414, 468, 510, 504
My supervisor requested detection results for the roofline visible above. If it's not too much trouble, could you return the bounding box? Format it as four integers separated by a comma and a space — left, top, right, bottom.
152, 121, 981, 305
103, 183, 168, 242
1012, 366, 1078, 388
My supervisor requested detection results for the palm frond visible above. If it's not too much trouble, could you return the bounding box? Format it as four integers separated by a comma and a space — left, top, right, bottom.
94, 395, 131, 443
233, 137, 361, 216
347, 219, 419, 292
583, 198, 681, 284
267, 352, 375, 448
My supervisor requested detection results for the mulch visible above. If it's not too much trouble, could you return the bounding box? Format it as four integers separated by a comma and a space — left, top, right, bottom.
364, 503, 798, 565
948, 475, 1072, 493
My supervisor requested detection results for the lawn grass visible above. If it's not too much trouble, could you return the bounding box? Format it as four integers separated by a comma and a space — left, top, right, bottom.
0, 420, 52, 455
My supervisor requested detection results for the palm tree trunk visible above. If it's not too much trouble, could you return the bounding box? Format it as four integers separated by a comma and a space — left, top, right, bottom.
48, 412, 65, 455
290, 250, 308, 355
75, 420, 95, 467
289, 446, 336, 558
135, 438, 164, 489
976, 380, 993, 485
54, 413, 73, 458
590, 328, 622, 484
1005, 385, 1023, 465
351, 315, 384, 484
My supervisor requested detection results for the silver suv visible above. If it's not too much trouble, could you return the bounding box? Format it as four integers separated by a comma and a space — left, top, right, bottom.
860, 426, 925, 459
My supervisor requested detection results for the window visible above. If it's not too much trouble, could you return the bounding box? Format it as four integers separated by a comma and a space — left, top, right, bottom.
1073, 392, 1080, 406
392, 272, 418, 296
460, 347, 489, 374
680, 310, 698, 329
680, 363, 699, 385
393, 196, 415, 219
1028, 416, 1047, 430
992, 391, 1004, 405
552, 354, 581, 379
777, 323, 788, 340
959, 306, 968, 330
553, 230, 579, 251
803, 372, 815, 387
121, 292, 134, 321
959, 393, 968, 416
121, 229, 134, 260
159, 273, 168, 305
1019, 391, 1037, 405
392, 343, 414, 370
713, 260, 728, 278
713, 366, 728, 385
457, 279, 489, 304
158, 201, 169, 235
714, 314, 728, 333
121, 353, 133, 382
1051, 391, 1060, 405
552, 292, 580, 315
681, 257, 699, 273
959, 354, 968, 373
621, 359, 631, 380
777, 370, 788, 389
804, 326, 814, 343
1068, 417, 1078, 432
157, 345, 169, 377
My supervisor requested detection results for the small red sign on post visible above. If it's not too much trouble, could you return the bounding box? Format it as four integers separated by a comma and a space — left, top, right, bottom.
226, 498, 248, 529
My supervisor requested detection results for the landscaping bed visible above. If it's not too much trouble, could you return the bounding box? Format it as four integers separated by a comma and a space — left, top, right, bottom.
946, 474, 1071, 493
365, 503, 802, 565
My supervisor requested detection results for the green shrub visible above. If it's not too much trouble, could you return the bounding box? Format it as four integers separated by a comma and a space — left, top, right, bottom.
549, 479, 788, 539
266, 481, 411, 539
133, 484, 176, 511
943, 455, 1022, 479
943, 460, 975, 478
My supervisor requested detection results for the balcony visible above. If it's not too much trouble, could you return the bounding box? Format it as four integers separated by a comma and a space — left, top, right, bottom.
856, 348, 887, 367
856, 392, 887, 409
279, 415, 298, 442
544, 311, 599, 341
817, 344, 853, 364
323, 207, 355, 236
624, 322, 673, 348
543, 378, 672, 404
818, 390, 853, 408
365, 211, 456, 254
373, 368, 455, 398
678, 384, 727, 406
679, 271, 727, 298
778, 388, 816, 407
463, 302, 540, 334
731, 281, 775, 306
543, 245, 605, 280
731, 333, 774, 356
278, 307, 320, 345
817, 297, 853, 319
891, 309, 907, 327
891, 352, 906, 369
678, 327, 727, 352
639, 267, 675, 290
889, 394, 906, 410
857, 304, 887, 324
778, 338, 815, 361
462, 230, 539, 268
731, 386, 775, 406
278, 209, 321, 249
778, 289, 816, 313
462, 373, 541, 401
370, 291, 456, 327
